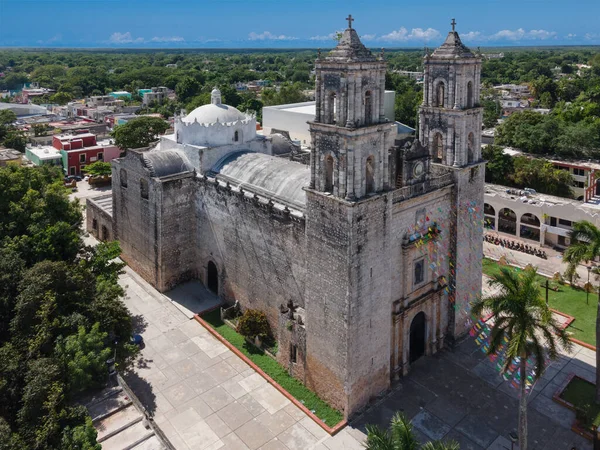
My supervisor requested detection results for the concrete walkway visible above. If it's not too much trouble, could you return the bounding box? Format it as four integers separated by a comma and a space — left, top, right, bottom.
121, 267, 363, 450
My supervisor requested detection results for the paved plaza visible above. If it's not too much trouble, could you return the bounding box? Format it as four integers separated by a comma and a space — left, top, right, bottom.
119, 262, 594, 450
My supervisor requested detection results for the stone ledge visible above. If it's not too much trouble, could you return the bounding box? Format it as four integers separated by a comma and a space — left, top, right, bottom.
193, 314, 347, 436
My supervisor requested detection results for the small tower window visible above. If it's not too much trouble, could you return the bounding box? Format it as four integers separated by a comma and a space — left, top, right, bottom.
364, 91, 372, 125
366, 156, 375, 194
467, 81, 474, 108
234, 130, 239, 142
290, 344, 297, 364
327, 92, 337, 124
433, 133, 444, 163
140, 178, 149, 199
120, 168, 128, 188
436, 82, 445, 108
325, 155, 334, 192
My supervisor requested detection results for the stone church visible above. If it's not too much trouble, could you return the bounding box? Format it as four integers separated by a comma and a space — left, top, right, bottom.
88, 19, 484, 419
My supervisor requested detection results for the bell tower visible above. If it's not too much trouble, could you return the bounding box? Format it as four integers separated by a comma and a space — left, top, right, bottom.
419, 19, 483, 167
308, 16, 394, 200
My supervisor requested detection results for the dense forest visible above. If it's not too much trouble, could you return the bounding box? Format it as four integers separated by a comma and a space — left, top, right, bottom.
1, 46, 600, 154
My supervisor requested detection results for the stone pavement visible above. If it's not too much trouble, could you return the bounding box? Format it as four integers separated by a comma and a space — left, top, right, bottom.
121, 260, 594, 450
120, 266, 364, 450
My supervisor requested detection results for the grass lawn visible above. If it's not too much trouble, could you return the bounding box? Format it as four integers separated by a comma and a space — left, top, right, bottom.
560, 376, 600, 428
482, 258, 596, 346
201, 309, 343, 425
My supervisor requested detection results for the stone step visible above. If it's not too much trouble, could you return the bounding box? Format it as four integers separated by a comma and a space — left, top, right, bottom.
129, 435, 165, 450
89, 390, 132, 422
96, 404, 143, 442
100, 420, 154, 450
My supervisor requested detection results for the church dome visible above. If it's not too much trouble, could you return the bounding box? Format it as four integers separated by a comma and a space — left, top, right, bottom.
182, 103, 247, 124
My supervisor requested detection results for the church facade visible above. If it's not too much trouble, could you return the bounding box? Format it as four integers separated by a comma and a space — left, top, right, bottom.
90, 20, 484, 419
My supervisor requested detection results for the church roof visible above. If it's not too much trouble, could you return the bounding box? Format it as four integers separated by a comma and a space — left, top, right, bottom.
326, 27, 377, 62
212, 151, 310, 209
142, 150, 194, 177
430, 31, 476, 59
183, 103, 247, 124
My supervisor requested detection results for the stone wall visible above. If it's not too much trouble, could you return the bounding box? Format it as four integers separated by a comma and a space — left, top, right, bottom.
86, 194, 113, 241
195, 179, 307, 326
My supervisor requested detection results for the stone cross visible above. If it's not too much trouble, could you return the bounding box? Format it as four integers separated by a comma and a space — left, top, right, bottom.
346, 14, 354, 29
451, 18, 456, 32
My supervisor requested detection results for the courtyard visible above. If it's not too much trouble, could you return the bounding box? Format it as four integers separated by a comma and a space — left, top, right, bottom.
119, 260, 594, 449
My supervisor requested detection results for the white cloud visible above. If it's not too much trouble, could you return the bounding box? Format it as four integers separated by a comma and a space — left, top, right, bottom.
248, 31, 297, 41
489, 28, 556, 41
361, 34, 376, 42
565, 33, 576, 39
585, 33, 599, 40
109, 32, 143, 44
379, 27, 441, 42
461, 31, 484, 42
309, 33, 336, 41
150, 36, 185, 43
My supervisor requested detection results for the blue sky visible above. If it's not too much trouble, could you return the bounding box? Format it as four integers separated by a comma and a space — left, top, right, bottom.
1, 0, 599, 48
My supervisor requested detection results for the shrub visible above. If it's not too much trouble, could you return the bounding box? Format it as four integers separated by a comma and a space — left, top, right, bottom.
236, 309, 272, 340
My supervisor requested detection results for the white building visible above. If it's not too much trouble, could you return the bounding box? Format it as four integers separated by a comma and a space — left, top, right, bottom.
484, 184, 600, 249
262, 90, 396, 146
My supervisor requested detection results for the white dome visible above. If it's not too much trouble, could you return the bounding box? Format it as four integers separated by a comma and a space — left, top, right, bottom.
182, 103, 247, 124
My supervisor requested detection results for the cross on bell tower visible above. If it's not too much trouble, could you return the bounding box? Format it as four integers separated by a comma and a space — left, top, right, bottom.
451, 18, 456, 32
346, 14, 354, 29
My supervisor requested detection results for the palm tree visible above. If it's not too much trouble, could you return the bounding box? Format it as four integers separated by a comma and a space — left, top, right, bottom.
563, 221, 600, 404
471, 266, 572, 450
364, 412, 459, 450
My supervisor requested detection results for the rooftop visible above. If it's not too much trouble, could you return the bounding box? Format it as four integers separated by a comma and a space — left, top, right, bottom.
324, 24, 378, 62
498, 146, 600, 171
89, 193, 113, 216
485, 183, 600, 211
0, 148, 22, 161
26, 146, 62, 160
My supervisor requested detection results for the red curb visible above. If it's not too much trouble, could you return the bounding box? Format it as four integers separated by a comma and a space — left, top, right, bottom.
548, 308, 575, 330
569, 337, 596, 352
193, 314, 347, 436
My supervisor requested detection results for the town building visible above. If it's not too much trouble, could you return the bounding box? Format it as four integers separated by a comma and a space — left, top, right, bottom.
394, 70, 424, 82
262, 91, 396, 146
0, 148, 23, 166
87, 19, 484, 419
139, 87, 169, 106
25, 146, 63, 167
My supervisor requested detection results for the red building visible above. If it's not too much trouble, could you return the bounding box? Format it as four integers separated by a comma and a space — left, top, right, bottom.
54, 131, 121, 176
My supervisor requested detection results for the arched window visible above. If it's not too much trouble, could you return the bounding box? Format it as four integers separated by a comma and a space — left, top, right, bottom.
365, 156, 375, 194
436, 82, 445, 107
498, 208, 517, 235
364, 91, 372, 125
433, 133, 444, 163
467, 81, 474, 108
467, 132, 475, 163
140, 178, 149, 199
327, 92, 337, 124
324, 155, 334, 192
120, 168, 127, 188
234, 130, 239, 142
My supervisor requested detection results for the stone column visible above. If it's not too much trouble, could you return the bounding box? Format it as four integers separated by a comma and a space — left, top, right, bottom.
315, 73, 322, 122
402, 323, 410, 376
381, 132, 389, 190
423, 67, 429, 106
345, 148, 356, 201
309, 133, 316, 189
448, 69, 455, 109
453, 67, 460, 110
379, 70, 386, 122
346, 75, 355, 128
339, 147, 346, 198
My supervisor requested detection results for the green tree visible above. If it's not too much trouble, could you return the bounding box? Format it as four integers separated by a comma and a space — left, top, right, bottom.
175, 76, 201, 103
364, 412, 459, 450
482, 145, 514, 184
482, 99, 501, 129
55, 324, 112, 395
111, 116, 169, 150
49, 91, 73, 105
563, 220, 600, 402
471, 267, 571, 450
510, 157, 574, 198
2, 131, 27, 152
82, 161, 112, 177
261, 83, 307, 106
60, 417, 101, 450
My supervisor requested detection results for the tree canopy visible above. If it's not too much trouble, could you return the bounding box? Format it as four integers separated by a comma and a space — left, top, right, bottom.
0, 165, 136, 449
111, 116, 170, 150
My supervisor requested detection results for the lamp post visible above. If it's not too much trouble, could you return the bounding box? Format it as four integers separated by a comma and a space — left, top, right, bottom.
509, 430, 518, 450
588, 265, 592, 306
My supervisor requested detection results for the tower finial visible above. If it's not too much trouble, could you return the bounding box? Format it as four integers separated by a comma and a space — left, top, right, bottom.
451, 18, 457, 32
346, 14, 354, 29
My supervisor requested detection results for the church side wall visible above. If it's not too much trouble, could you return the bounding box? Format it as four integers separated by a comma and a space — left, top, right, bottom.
156, 175, 197, 291
112, 159, 160, 288
195, 180, 307, 326
450, 164, 485, 338
304, 191, 352, 415
344, 194, 392, 417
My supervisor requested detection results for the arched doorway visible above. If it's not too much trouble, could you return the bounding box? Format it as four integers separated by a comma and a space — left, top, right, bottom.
365, 156, 375, 194
467, 81, 473, 108
207, 261, 219, 295
325, 155, 334, 192
409, 312, 426, 363
433, 133, 444, 163
436, 82, 445, 107
498, 208, 517, 235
